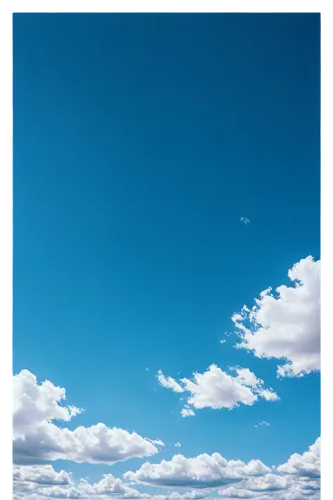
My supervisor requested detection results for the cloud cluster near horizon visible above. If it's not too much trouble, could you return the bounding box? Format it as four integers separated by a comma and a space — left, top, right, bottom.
13, 438, 320, 499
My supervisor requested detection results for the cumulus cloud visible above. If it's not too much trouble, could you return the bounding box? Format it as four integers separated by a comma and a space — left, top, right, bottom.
216, 438, 320, 499
123, 453, 270, 489
157, 370, 185, 393
13, 465, 72, 486
13, 370, 161, 465
232, 256, 320, 377
123, 439, 320, 498
158, 365, 278, 416
13, 466, 212, 500
243, 473, 288, 492
14, 440, 320, 500
13, 467, 147, 500
218, 486, 256, 498
277, 438, 320, 478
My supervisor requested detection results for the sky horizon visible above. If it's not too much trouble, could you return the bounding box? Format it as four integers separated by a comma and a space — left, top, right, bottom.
13, 13, 320, 500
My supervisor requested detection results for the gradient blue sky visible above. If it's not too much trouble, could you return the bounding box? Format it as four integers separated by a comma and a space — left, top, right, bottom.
13, 13, 320, 487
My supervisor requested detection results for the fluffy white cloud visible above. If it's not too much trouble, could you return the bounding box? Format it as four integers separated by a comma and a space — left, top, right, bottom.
157, 370, 184, 393
180, 407, 195, 418
124, 439, 320, 498
175, 442, 181, 448
243, 473, 288, 492
277, 438, 320, 478
232, 256, 320, 377
219, 475, 320, 500
13, 467, 146, 500
157, 365, 278, 416
165, 365, 278, 415
218, 486, 256, 498
13, 466, 213, 500
13, 465, 72, 486
13, 370, 161, 465
123, 453, 270, 488
216, 439, 320, 500
14, 440, 320, 500
183, 363, 259, 410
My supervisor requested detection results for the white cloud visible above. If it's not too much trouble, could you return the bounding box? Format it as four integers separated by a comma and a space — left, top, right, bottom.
157, 370, 185, 393
240, 217, 250, 225
13, 466, 147, 500
232, 256, 320, 377
13, 370, 161, 465
218, 486, 256, 498
14, 440, 320, 500
277, 438, 320, 478
181, 407, 195, 418
233, 368, 262, 388
123, 439, 320, 498
243, 473, 288, 492
181, 366, 256, 410
257, 421, 270, 427
175, 442, 182, 448
259, 389, 280, 402
216, 439, 321, 500
124, 453, 270, 489
176, 365, 278, 415
13, 465, 72, 486
13, 466, 212, 500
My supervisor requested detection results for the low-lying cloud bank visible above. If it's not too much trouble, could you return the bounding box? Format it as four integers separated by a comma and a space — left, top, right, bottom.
13, 438, 320, 499
124, 438, 320, 499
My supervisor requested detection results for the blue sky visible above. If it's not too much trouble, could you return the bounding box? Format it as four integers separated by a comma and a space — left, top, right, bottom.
13, 13, 320, 500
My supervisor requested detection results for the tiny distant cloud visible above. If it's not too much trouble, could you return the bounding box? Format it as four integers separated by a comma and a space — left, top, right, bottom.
255, 421, 271, 428
240, 216, 251, 225
145, 367, 150, 371
219, 339, 227, 344
175, 442, 181, 447
181, 407, 195, 418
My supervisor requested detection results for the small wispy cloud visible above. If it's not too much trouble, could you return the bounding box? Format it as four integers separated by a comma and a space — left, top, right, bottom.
175, 442, 181, 447
181, 407, 195, 418
240, 216, 250, 225
219, 339, 227, 344
254, 420, 271, 428
148, 438, 165, 446
157, 369, 184, 393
